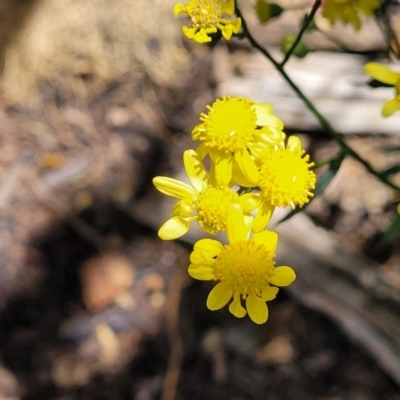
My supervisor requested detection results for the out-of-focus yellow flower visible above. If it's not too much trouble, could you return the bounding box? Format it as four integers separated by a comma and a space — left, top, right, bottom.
188, 205, 296, 324
192, 95, 285, 186
174, 0, 241, 43
364, 62, 400, 117
153, 149, 255, 240
322, 0, 380, 30
251, 136, 316, 232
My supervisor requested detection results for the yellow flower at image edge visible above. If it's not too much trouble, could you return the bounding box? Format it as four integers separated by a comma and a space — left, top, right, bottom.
192, 95, 285, 186
153, 149, 255, 240
322, 0, 380, 30
189, 205, 296, 324
174, 0, 241, 43
364, 62, 400, 117
252, 136, 316, 232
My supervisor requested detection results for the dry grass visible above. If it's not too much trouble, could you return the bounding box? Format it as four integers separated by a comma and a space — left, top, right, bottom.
0, 0, 190, 102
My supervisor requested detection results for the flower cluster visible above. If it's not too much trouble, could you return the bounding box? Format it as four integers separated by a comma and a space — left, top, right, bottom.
174, 0, 241, 43
321, 0, 380, 30
364, 62, 400, 117
153, 95, 317, 324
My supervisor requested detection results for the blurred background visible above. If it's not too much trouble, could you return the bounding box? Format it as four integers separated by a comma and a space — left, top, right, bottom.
0, 0, 400, 399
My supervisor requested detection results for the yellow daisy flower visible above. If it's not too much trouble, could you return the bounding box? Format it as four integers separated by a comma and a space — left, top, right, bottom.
153, 149, 255, 240
252, 136, 316, 232
192, 95, 285, 187
364, 62, 400, 117
174, 0, 241, 43
188, 205, 296, 324
322, 0, 380, 30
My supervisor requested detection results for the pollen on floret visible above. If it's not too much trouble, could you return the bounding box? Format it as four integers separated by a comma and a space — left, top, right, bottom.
196, 186, 239, 234
258, 146, 316, 208
214, 239, 275, 296
193, 95, 258, 153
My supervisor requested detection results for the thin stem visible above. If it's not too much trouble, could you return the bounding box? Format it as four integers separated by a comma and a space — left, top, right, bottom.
280, 0, 321, 67
236, 6, 400, 192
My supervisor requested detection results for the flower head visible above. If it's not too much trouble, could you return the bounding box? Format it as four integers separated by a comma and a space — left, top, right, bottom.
252, 136, 316, 232
192, 95, 285, 186
364, 62, 400, 117
153, 149, 255, 240
322, 0, 380, 30
188, 205, 296, 324
174, 0, 241, 43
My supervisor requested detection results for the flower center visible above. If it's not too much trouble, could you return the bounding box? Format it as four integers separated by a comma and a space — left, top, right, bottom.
258, 147, 316, 208
199, 96, 257, 153
196, 186, 238, 234
213, 240, 275, 297
191, 0, 223, 28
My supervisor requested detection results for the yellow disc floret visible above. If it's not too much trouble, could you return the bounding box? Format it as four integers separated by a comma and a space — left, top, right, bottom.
194, 96, 257, 153
213, 239, 275, 296
258, 145, 316, 209
196, 186, 239, 233
190, 0, 223, 28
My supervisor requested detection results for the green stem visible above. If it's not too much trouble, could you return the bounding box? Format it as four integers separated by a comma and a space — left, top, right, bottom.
280, 0, 321, 67
235, 6, 400, 192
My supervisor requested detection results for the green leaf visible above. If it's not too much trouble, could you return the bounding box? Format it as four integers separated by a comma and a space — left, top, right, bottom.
381, 211, 400, 243
255, 0, 283, 24
281, 33, 310, 58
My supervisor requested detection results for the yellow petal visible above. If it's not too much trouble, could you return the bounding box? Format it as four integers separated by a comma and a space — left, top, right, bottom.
229, 296, 247, 318
193, 28, 213, 43
153, 176, 197, 199
382, 97, 400, 117
172, 199, 194, 217
195, 143, 208, 160
173, 3, 186, 17
227, 204, 249, 243
207, 283, 233, 310
184, 149, 208, 192
246, 295, 268, 324
190, 250, 216, 265
364, 63, 400, 85
252, 103, 274, 125
213, 151, 233, 186
253, 230, 278, 253
271, 266, 296, 287
220, 24, 233, 40
232, 17, 241, 33
287, 135, 302, 152
262, 287, 279, 301
252, 202, 275, 232
234, 150, 259, 185
158, 217, 189, 240
238, 193, 258, 212
182, 26, 197, 40
222, 0, 235, 15
258, 127, 285, 144
188, 264, 215, 280
194, 238, 224, 258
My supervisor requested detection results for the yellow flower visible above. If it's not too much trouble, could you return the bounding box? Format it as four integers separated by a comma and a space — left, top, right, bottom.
188, 205, 296, 324
153, 149, 255, 240
252, 136, 316, 232
322, 0, 380, 30
192, 95, 285, 186
174, 0, 241, 43
364, 62, 400, 117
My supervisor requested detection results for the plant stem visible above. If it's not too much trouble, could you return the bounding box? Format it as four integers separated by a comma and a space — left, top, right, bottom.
280, 0, 321, 67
